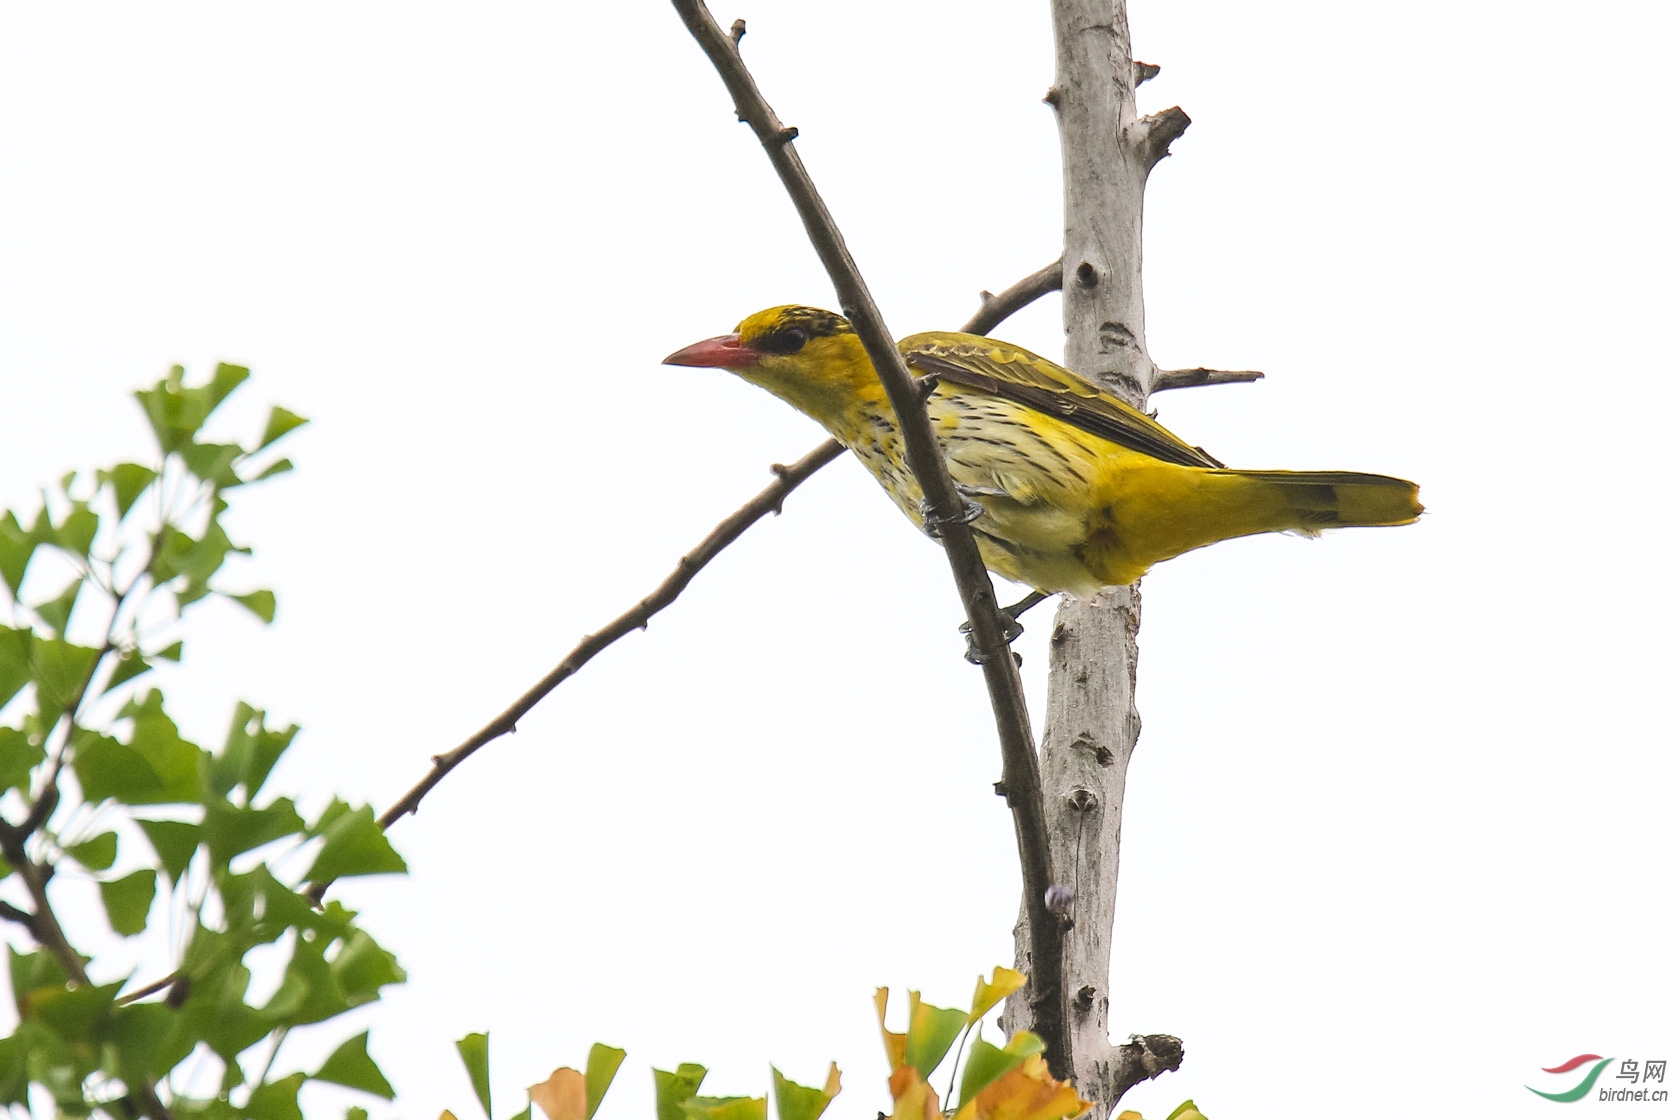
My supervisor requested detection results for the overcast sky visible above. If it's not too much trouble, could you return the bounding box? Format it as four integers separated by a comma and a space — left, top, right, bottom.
1, 2, 1676, 1118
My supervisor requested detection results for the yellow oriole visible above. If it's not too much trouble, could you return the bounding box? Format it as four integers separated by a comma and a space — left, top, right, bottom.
666, 305, 1421, 597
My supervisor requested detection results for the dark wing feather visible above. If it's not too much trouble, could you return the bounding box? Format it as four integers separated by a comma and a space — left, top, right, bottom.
899, 332, 1224, 469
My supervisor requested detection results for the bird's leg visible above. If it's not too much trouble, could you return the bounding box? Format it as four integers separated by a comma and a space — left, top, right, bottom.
959, 589, 1051, 666
1003, 589, 1051, 621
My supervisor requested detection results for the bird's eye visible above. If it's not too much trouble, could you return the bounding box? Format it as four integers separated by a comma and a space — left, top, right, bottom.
757, 327, 809, 355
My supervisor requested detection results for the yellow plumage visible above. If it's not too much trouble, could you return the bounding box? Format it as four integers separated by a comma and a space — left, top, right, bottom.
664, 305, 1421, 596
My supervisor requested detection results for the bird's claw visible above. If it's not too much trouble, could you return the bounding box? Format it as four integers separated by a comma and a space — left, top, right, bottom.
959, 609, 1026, 665
920, 496, 985, 539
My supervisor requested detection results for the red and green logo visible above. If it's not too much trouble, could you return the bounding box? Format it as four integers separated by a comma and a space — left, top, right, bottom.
1528, 1055, 1613, 1102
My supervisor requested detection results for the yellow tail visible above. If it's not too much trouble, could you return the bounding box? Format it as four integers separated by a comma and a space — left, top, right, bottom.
1230, 470, 1424, 533
1085, 466, 1422, 587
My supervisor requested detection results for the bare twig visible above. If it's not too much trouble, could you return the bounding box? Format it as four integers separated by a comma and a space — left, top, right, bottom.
116, 970, 179, 1006
1132, 61, 1161, 85
1132, 106, 1192, 168
376, 442, 840, 831
671, 0, 1067, 1077
963, 260, 1062, 336
1153, 366, 1264, 392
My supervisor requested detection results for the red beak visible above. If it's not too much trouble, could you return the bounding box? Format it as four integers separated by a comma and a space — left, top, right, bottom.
662, 333, 760, 369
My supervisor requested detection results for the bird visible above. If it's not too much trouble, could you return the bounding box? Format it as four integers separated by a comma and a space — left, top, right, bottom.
665, 304, 1421, 606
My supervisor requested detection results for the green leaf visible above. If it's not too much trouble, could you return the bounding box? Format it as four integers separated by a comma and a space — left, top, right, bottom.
585, 1043, 627, 1119
101, 463, 159, 519
259, 406, 309, 450
654, 1065, 708, 1120
0, 511, 41, 597
10, 946, 69, 1015
304, 805, 407, 881
957, 1033, 1045, 1109
156, 641, 183, 661
31, 579, 82, 637
53, 505, 99, 559
138, 819, 201, 882
212, 704, 297, 803
250, 457, 295, 483
247, 1072, 306, 1120
66, 831, 117, 871
208, 363, 251, 411
1164, 1103, 1207, 1120
74, 735, 164, 804
506, 1108, 532, 1120
30, 635, 100, 722
230, 589, 276, 624
456, 1032, 492, 1119
0, 1032, 23, 1107
24, 979, 121, 1042
345, 1110, 370, 1120
100, 870, 158, 936
262, 930, 350, 1027
904, 995, 968, 1080
331, 930, 405, 1007
682, 1097, 767, 1120
0, 727, 44, 793
0, 626, 31, 711
106, 1002, 179, 1087
106, 648, 152, 692
204, 797, 305, 868
771, 1067, 840, 1120
314, 1030, 395, 1100
119, 690, 205, 803
179, 441, 243, 488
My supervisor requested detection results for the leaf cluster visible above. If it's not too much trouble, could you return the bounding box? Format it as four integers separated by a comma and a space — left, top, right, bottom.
0, 366, 405, 1119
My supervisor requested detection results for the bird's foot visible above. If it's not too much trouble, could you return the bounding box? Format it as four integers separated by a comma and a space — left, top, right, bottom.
958, 590, 1050, 665
919, 495, 984, 539
959, 609, 1025, 666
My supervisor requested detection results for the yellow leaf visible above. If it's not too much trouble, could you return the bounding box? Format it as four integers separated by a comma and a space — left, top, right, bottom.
887, 1066, 941, 1120
959, 1055, 1091, 1120
441, 1113, 459, 1120
531, 1067, 588, 1120
1117, 1113, 1142, 1120
823, 1064, 841, 1099
874, 988, 907, 1071
968, 968, 1028, 1025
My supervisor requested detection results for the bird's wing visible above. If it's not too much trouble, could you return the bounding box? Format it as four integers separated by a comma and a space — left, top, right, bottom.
900, 332, 1224, 469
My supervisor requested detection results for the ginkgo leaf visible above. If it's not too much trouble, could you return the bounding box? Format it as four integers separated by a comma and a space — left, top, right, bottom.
771, 1064, 840, 1120
874, 988, 907, 1071
530, 1068, 585, 1120
952, 1055, 1091, 1120
905, 992, 968, 1078
887, 1065, 939, 1120
680, 1096, 766, 1120
1163, 1103, 1206, 1120
958, 1032, 1045, 1108
967, 968, 1027, 1025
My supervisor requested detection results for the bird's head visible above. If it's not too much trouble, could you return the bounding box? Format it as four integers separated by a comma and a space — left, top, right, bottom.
663, 305, 880, 424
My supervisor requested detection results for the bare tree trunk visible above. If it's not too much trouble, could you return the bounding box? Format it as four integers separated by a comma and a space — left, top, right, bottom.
1002, 3, 1195, 1116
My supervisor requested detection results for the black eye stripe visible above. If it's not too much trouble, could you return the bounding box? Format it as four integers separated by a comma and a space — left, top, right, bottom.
757, 327, 809, 355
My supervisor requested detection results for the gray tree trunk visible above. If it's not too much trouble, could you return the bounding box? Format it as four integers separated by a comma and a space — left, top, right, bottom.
1001, 3, 1193, 1116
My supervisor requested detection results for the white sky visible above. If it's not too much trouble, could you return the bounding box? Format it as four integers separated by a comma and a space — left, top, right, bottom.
1, 1, 1676, 1118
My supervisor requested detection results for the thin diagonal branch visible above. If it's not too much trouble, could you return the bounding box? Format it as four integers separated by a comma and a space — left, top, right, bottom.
671, 0, 1067, 1077
396, 441, 843, 825
963, 260, 1062, 336
299, 442, 840, 903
